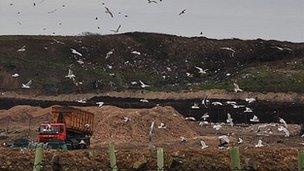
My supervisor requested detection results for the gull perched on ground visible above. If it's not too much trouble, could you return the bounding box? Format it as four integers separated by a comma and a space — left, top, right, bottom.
12, 73, 19, 78
139, 80, 150, 88
213, 124, 222, 131
250, 115, 260, 122
185, 117, 196, 121
244, 107, 253, 113
195, 66, 207, 74
201, 113, 209, 121
200, 140, 208, 149
71, 48, 82, 56
212, 102, 223, 106
226, 113, 234, 126
255, 140, 264, 147
199, 121, 209, 126
226, 101, 236, 105
65, 69, 76, 80
131, 51, 141, 55
17, 45, 26, 52
140, 99, 149, 103
158, 123, 167, 129
105, 7, 113, 17
279, 118, 288, 128
105, 49, 114, 59
77, 99, 86, 103
110, 25, 121, 33
233, 83, 243, 92
21, 80, 32, 89
96, 102, 104, 108
218, 135, 230, 147
180, 136, 187, 143
238, 138, 244, 144
245, 98, 256, 103
278, 126, 290, 137
123, 116, 130, 123
191, 103, 199, 109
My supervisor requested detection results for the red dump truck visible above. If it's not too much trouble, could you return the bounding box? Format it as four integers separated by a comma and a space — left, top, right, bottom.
37, 106, 94, 149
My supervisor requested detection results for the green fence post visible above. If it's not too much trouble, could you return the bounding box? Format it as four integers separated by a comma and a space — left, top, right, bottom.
157, 148, 164, 171
298, 151, 304, 171
33, 143, 44, 171
230, 147, 241, 171
108, 143, 118, 171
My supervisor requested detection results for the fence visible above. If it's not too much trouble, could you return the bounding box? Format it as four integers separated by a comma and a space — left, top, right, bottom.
1, 145, 303, 170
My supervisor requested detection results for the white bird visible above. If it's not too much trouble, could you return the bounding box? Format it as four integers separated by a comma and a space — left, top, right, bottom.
195, 66, 207, 74
226, 101, 236, 105
77, 59, 84, 65
12, 73, 19, 78
226, 113, 234, 126
139, 80, 150, 88
131, 51, 141, 55
158, 123, 167, 129
232, 104, 245, 109
149, 121, 155, 138
201, 113, 209, 120
191, 103, 199, 109
244, 107, 253, 113
71, 49, 82, 56
105, 7, 114, 17
279, 118, 288, 128
218, 135, 230, 143
278, 126, 290, 137
238, 138, 243, 144
213, 124, 222, 131
212, 102, 223, 106
199, 121, 209, 126
96, 102, 104, 108
77, 99, 86, 103
233, 83, 243, 92
245, 98, 256, 103
131, 81, 137, 85
201, 97, 210, 108
250, 115, 259, 122
21, 80, 32, 89
186, 72, 193, 77
255, 140, 264, 147
220, 47, 236, 57
106, 49, 114, 59
17, 45, 26, 52
180, 136, 187, 143
110, 25, 122, 33
123, 116, 130, 123
65, 69, 76, 80
200, 140, 208, 149
140, 99, 149, 103
185, 117, 196, 121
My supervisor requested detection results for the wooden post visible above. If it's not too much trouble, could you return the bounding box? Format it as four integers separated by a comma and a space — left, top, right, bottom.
230, 147, 241, 171
108, 143, 118, 171
298, 151, 304, 171
157, 148, 164, 171
33, 143, 44, 171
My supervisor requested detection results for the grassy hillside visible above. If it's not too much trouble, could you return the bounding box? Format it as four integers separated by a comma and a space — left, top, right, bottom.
0, 32, 304, 95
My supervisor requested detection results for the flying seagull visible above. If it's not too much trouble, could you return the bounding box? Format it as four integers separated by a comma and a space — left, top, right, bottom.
105, 49, 114, 59
250, 115, 259, 122
233, 83, 243, 92
244, 107, 253, 113
105, 7, 113, 18
21, 80, 32, 89
17, 45, 26, 52
213, 124, 222, 131
245, 98, 256, 103
71, 49, 83, 56
220, 47, 236, 57
131, 51, 141, 55
200, 140, 208, 149
201, 113, 209, 121
185, 117, 196, 121
110, 25, 121, 33
139, 80, 150, 88
65, 69, 76, 80
279, 118, 288, 128
278, 126, 290, 137
96, 102, 104, 108
12, 73, 19, 78
148, 0, 157, 3
179, 9, 186, 15
123, 116, 130, 123
255, 140, 264, 147
226, 113, 234, 126
202, 96, 210, 108
195, 66, 207, 74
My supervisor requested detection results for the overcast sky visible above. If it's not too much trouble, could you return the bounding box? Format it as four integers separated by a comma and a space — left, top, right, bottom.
0, 0, 303, 42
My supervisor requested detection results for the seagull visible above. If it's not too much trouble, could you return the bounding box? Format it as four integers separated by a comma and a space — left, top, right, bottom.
279, 118, 288, 128
105, 7, 114, 17
233, 83, 243, 92
278, 126, 290, 137
71, 49, 82, 56
12, 73, 19, 78
140, 99, 149, 103
65, 69, 76, 80
149, 121, 155, 139
200, 140, 208, 149
226, 101, 237, 105
218, 135, 229, 148
213, 124, 222, 131
201, 113, 209, 121
131, 51, 141, 55
158, 123, 167, 129
21, 80, 32, 89
195, 66, 207, 74
226, 113, 234, 126
47, 9, 58, 14
77, 99, 86, 103
96, 102, 104, 108
180, 136, 187, 143
185, 117, 196, 121
212, 102, 223, 106
186, 72, 193, 77
244, 107, 253, 113
232, 104, 245, 109
199, 121, 209, 126
179, 9, 186, 15
255, 140, 264, 147
123, 116, 130, 123
110, 25, 121, 33
139, 80, 150, 88
17, 45, 26, 52
245, 98, 256, 103
202, 96, 210, 108
131, 81, 137, 85
105, 49, 114, 59
191, 103, 199, 109
250, 115, 259, 122
220, 47, 236, 57
238, 138, 243, 144
148, 0, 157, 3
